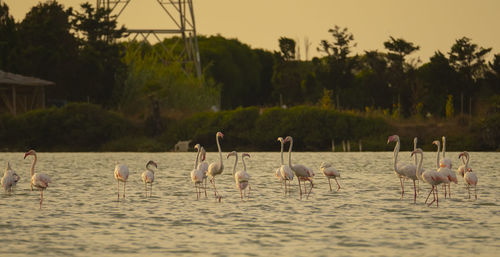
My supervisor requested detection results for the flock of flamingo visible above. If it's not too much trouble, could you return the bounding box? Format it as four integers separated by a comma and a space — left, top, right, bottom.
388, 135, 478, 207
1, 132, 478, 208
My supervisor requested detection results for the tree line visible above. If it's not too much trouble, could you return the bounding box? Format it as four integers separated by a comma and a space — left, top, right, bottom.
1, 1, 499, 120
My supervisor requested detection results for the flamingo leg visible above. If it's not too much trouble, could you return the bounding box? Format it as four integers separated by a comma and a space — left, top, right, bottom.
467, 184, 471, 199
145, 183, 147, 197
195, 184, 199, 200
448, 184, 451, 198
284, 179, 287, 196
298, 179, 302, 199
417, 180, 420, 194
400, 177, 405, 199
39, 189, 43, 209
204, 178, 207, 198
117, 180, 120, 200
123, 181, 126, 199
413, 180, 417, 204
334, 177, 341, 191
306, 180, 313, 199
427, 186, 436, 206
248, 184, 251, 199
210, 178, 218, 197
150, 183, 153, 197
327, 177, 332, 191
474, 185, 477, 200
240, 187, 243, 200
425, 187, 434, 204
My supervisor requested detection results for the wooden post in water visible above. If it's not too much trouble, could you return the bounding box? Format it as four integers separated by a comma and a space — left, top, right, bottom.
347, 140, 351, 152
359, 140, 362, 152
342, 140, 346, 152
331, 139, 335, 152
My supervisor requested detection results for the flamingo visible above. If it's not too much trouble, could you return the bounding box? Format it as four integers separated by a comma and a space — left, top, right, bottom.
24, 150, 52, 209
113, 162, 129, 201
228, 151, 251, 199
198, 146, 209, 197
433, 140, 454, 198
459, 151, 478, 199
284, 136, 314, 199
275, 137, 285, 188
207, 132, 224, 198
413, 137, 420, 193
141, 160, 158, 198
191, 144, 206, 199
411, 148, 441, 207
320, 162, 341, 191
1, 162, 20, 194
456, 153, 467, 178
387, 135, 416, 199
277, 137, 294, 195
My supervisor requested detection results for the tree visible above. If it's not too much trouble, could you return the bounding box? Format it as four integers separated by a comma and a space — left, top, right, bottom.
0, 2, 17, 70
383, 36, 420, 117
14, 1, 79, 100
448, 37, 492, 116
71, 2, 127, 107
317, 26, 358, 109
278, 37, 296, 61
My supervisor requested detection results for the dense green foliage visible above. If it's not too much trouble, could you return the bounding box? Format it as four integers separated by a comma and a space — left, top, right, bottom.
0, 103, 133, 151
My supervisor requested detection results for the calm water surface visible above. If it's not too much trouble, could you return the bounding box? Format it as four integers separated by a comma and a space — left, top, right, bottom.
0, 152, 499, 256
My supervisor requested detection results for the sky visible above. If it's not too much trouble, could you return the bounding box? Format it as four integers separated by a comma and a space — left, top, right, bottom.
4, 0, 500, 62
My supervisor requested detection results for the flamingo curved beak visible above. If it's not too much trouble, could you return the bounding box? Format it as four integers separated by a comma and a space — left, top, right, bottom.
23, 153, 29, 159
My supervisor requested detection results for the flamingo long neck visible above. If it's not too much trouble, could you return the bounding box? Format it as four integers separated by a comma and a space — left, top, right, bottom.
465, 153, 470, 169
416, 152, 423, 179
280, 140, 284, 165
146, 163, 155, 173
232, 154, 238, 175
194, 147, 201, 169
393, 138, 400, 171
242, 156, 247, 172
442, 137, 447, 158
216, 135, 223, 168
435, 143, 441, 169
30, 154, 37, 177
287, 138, 294, 167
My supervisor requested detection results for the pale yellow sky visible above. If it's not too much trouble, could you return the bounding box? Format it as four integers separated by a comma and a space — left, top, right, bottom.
4, 0, 500, 62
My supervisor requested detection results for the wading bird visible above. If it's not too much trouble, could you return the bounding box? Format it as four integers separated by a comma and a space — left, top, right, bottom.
285, 136, 314, 199
207, 132, 224, 198
459, 151, 478, 200
114, 162, 129, 201
191, 144, 206, 199
1, 162, 20, 194
387, 135, 416, 199
277, 137, 294, 195
412, 148, 441, 207
320, 162, 341, 192
24, 150, 52, 208
141, 160, 158, 197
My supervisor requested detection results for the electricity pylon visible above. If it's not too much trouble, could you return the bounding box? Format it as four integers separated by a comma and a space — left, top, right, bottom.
96, 0, 202, 79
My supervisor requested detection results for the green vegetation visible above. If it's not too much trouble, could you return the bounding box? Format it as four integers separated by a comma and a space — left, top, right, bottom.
0, 2, 499, 151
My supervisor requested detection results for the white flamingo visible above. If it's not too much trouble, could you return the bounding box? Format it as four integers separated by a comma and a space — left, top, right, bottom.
1, 162, 20, 194
198, 146, 209, 197
387, 135, 416, 199
413, 137, 420, 193
275, 137, 285, 188
24, 150, 52, 208
412, 148, 442, 207
285, 136, 314, 199
113, 162, 129, 201
228, 151, 251, 199
191, 144, 206, 199
278, 137, 294, 195
459, 151, 478, 199
141, 160, 157, 198
433, 140, 454, 198
207, 132, 224, 198
320, 162, 341, 191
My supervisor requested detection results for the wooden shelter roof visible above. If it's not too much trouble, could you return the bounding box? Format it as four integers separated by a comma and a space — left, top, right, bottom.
0, 70, 54, 87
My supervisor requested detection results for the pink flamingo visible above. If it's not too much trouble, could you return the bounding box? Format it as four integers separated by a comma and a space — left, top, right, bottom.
412, 148, 442, 207
319, 162, 341, 191
387, 135, 416, 199
24, 150, 52, 208
228, 151, 251, 199
433, 140, 454, 198
113, 162, 129, 201
459, 151, 478, 199
456, 153, 467, 178
141, 160, 158, 198
285, 136, 314, 199
275, 137, 285, 188
198, 146, 208, 197
207, 132, 224, 198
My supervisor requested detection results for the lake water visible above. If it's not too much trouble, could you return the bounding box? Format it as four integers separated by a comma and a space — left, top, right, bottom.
0, 151, 498, 256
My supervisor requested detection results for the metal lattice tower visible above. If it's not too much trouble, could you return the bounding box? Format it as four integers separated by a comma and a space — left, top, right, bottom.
96, 0, 202, 79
